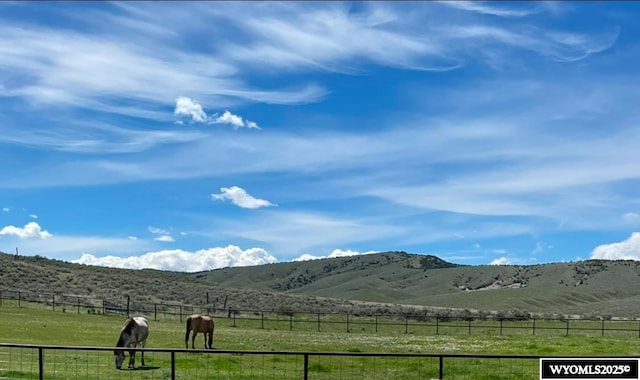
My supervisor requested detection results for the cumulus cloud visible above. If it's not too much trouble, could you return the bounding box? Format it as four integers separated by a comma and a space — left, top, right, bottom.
293, 249, 377, 261
174, 97, 260, 129
211, 186, 276, 209
174, 96, 207, 123
590, 232, 640, 260
210, 110, 260, 130
29, 214, 38, 219
0, 222, 52, 239
128, 236, 138, 240
2, 207, 9, 212
71, 245, 278, 272
490, 257, 510, 265
148, 226, 174, 242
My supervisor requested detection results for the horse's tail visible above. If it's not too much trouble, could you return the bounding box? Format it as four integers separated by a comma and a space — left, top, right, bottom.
185, 316, 192, 349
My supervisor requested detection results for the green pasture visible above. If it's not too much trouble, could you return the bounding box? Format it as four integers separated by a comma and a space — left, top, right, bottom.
1, 304, 640, 379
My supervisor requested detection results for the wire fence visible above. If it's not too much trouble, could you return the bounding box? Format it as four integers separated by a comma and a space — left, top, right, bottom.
0, 343, 549, 379
2, 289, 640, 338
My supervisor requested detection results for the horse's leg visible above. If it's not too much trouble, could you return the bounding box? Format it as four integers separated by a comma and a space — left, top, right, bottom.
203, 332, 207, 349
140, 340, 146, 367
192, 332, 197, 349
128, 347, 136, 369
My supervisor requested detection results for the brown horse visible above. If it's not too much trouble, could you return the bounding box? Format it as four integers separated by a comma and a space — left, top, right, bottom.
114, 316, 149, 369
185, 314, 215, 349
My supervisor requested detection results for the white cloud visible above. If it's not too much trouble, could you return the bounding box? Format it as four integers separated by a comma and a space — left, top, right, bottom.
493, 249, 507, 254
148, 226, 170, 235
174, 96, 207, 123
71, 245, 278, 272
173, 96, 260, 129
154, 235, 175, 242
210, 110, 260, 129
490, 257, 510, 265
0, 222, 52, 239
2, 207, 9, 212
623, 212, 640, 225
293, 249, 377, 262
148, 226, 174, 242
439, 1, 542, 18
29, 214, 38, 219
211, 186, 276, 209
128, 235, 138, 240
590, 232, 640, 260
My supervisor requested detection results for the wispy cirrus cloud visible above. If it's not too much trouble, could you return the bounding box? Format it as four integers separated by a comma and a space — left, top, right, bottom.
439, 1, 542, 18
211, 186, 276, 209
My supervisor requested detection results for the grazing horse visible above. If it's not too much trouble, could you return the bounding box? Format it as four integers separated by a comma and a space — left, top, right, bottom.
185, 314, 215, 349
114, 316, 149, 370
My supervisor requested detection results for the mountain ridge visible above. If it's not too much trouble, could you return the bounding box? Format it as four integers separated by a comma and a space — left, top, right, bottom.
1, 251, 639, 318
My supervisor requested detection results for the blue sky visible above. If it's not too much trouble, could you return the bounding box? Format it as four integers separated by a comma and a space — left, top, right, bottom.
2, 1, 640, 272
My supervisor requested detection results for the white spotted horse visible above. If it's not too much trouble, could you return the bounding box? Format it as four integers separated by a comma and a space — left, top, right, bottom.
114, 316, 149, 369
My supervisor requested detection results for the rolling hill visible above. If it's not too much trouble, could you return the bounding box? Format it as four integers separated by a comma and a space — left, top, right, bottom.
1, 251, 640, 318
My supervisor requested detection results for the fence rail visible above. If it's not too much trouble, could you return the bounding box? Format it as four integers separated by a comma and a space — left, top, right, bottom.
2, 289, 640, 338
0, 342, 568, 379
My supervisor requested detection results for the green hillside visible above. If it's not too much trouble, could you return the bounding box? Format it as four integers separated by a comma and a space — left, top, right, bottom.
1, 251, 640, 318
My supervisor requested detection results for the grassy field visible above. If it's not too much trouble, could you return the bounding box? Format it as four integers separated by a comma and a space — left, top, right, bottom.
2, 304, 640, 379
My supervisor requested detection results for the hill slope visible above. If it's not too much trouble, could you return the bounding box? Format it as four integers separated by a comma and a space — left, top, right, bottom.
2, 251, 640, 318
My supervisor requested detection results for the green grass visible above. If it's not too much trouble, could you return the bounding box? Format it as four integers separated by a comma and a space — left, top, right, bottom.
2, 305, 640, 379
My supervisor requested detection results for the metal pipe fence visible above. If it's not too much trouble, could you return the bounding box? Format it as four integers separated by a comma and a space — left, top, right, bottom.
0, 342, 553, 379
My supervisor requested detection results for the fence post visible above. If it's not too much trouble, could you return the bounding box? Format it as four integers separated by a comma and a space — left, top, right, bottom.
180, 305, 183, 323
317, 313, 321, 332
499, 320, 503, 336
533, 319, 536, 336
601, 319, 605, 337
102, 299, 106, 315
436, 317, 439, 335
0, 290, 2, 307
375, 314, 378, 333
468, 319, 471, 335
126, 296, 130, 318
346, 313, 350, 332
566, 319, 569, 336
171, 351, 176, 380
38, 347, 44, 380
261, 312, 264, 329
154, 304, 157, 321
18, 291, 21, 307
439, 355, 444, 380
405, 316, 409, 334
77, 297, 80, 314
52, 294, 55, 312
303, 353, 309, 380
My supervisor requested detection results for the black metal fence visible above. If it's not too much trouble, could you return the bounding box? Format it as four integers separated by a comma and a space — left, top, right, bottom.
2, 289, 640, 338
0, 342, 551, 379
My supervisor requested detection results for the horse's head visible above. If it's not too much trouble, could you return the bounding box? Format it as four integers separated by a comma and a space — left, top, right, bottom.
114, 349, 125, 369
